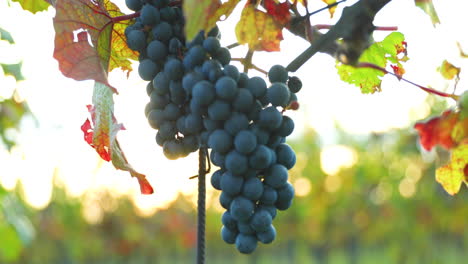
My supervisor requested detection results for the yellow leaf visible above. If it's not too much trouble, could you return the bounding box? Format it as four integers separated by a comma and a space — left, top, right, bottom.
438, 60, 460, 80
235, 5, 283, 51
435, 140, 468, 195
321, 0, 337, 17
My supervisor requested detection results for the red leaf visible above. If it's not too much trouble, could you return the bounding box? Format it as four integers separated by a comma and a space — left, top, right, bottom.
52, 0, 138, 92
137, 177, 155, 195
414, 110, 459, 151
264, 0, 292, 25
81, 118, 94, 145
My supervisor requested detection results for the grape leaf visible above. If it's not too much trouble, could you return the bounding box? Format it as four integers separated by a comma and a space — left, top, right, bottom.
0, 28, 14, 44
321, 0, 337, 17
435, 140, 468, 195
1, 62, 25, 81
414, 110, 460, 151
11, 0, 50, 13
264, 0, 292, 25
184, 0, 240, 41
81, 82, 154, 195
438, 60, 460, 80
235, 4, 284, 52
414, 0, 440, 25
336, 32, 406, 93
52, 0, 138, 92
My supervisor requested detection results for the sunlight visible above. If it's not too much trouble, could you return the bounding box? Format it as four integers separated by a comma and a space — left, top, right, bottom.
320, 145, 358, 175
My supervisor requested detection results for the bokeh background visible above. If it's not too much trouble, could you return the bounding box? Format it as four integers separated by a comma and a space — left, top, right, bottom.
1, 0, 467, 263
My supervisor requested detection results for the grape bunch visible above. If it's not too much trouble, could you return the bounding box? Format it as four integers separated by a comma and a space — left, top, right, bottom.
124, 0, 302, 254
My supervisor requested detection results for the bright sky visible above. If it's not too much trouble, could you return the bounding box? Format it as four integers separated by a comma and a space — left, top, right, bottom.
0, 0, 467, 217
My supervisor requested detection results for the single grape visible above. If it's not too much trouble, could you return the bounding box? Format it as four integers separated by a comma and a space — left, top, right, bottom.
267, 82, 290, 107
237, 220, 255, 235
215, 76, 238, 100
225, 150, 248, 175
138, 59, 160, 81
219, 191, 233, 210
203, 36, 221, 55
233, 88, 254, 112
224, 112, 249, 135
147, 109, 164, 129
276, 115, 294, 137
152, 71, 170, 95
222, 211, 238, 231
221, 226, 238, 244
140, 4, 160, 25
264, 164, 288, 188
234, 130, 257, 154
214, 47, 231, 66
208, 129, 233, 154
211, 169, 224, 190
221, 171, 244, 196
275, 182, 294, 210
235, 234, 258, 254
247, 76, 267, 99
126, 30, 146, 51
162, 103, 181, 121
152, 22, 173, 42
164, 58, 184, 80
241, 177, 264, 201
250, 209, 272, 232
268, 64, 288, 83
260, 185, 278, 205
287, 76, 302, 93
249, 145, 272, 170
230, 196, 255, 221
192, 80, 215, 105
223, 64, 240, 81
276, 143, 296, 170
125, 0, 142, 12
147, 40, 167, 62
259, 106, 283, 131
256, 225, 276, 244
208, 100, 231, 121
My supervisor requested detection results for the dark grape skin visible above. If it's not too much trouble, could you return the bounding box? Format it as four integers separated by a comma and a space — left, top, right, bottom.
147, 40, 167, 62
259, 106, 283, 131
225, 150, 248, 175
125, 0, 142, 11
211, 169, 224, 190
288, 76, 302, 93
221, 226, 238, 244
268, 64, 288, 83
220, 171, 244, 196
250, 209, 273, 232
140, 4, 160, 26
138, 59, 160, 81
267, 82, 290, 107
264, 164, 288, 189
241, 177, 264, 201
208, 129, 233, 154
237, 220, 255, 235
127, 30, 147, 52
230, 196, 255, 221
152, 22, 173, 42
235, 234, 258, 254
234, 130, 257, 154
256, 225, 276, 244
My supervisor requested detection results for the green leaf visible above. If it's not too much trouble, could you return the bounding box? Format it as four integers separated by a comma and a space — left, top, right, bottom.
0, 28, 14, 44
1, 62, 25, 81
336, 32, 406, 93
414, 0, 440, 25
183, 0, 240, 41
0, 224, 23, 262
435, 141, 468, 195
11, 0, 50, 14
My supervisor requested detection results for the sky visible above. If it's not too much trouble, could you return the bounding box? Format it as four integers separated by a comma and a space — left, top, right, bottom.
0, 0, 467, 218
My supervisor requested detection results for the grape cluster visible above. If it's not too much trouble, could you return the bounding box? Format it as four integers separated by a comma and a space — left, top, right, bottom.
124, 0, 302, 254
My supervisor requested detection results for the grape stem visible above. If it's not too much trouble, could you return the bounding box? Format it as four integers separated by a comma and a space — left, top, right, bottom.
358, 62, 460, 100
314, 24, 398, 31
111, 12, 140, 23
231, 58, 268, 75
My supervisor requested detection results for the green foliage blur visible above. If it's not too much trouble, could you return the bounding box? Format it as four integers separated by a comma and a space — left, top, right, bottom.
1, 124, 467, 264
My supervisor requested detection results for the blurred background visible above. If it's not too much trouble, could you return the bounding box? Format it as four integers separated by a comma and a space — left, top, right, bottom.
1, 0, 467, 263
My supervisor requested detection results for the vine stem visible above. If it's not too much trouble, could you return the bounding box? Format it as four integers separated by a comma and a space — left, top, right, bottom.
111, 12, 140, 23
197, 148, 207, 264
358, 62, 460, 100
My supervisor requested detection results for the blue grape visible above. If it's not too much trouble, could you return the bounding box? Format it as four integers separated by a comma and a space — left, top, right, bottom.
224, 112, 249, 135
256, 225, 276, 244
125, 0, 142, 11
140, 4, 160, 25
259, 185, 278, 205
237, 72, 249, 87
150, 92, 169, 109
276, 143, 296, 170
267, 82, 290, 107
267, 134, 284, 149
259, 106, 282, 130
264, 164, 288, 188
237, 220, 255, 235
203, 118, 222, 132
268, 64, 288, 83
276, 115, 294, 137
158, 121, 177, 140
223, 64, 240, 81
210, 150, 225, 168
169, 81, 186, 105
250, 209, 272, 232
241, 177, 264, 201
163, 103, 181, 121
138, 59, 160, 81
219, 191, 233, 210
257, 204, 277, 219
287, 76, 302, 93
203, 36, 221, 55
126, 30, 146, 51
250, 124, 270, 145
164, 58, 184, 80
152, 71, 170, 95
247, 100, 262, 121
187, 45, 207, 67
221, 226, 238, 244
182, 135, 199, 153
234, 130, 257, 154
168, 37, 182, 54
221, 171, 244, 196
208, 100, 231, 121
192, 80, 215, 105
225, 150, 248, 175
214, 47, 231, 65
163, 139, 183, 160
235, 234, 258, 254
215, 76, 238, 100
249, 145, 272, 170
160, 6, 176, 22
230, 196, 255, 221
147, 109, 164, 129
208, 129, 232, 154
211, 169, 224, 190
182, 71, 204, 95
184, 113, 203, 134
275, 182, 294, 210
146, 82, 154, 96
147, 40, 167, 62
222, 211, 238, 230
233, 88, 254, 112
152, 22, 173, 42
247, 76, 267, 99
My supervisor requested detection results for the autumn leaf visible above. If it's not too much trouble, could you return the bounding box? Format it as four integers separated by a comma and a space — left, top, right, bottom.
321, 0, 337, 17
435, 140, 468, 195
337, 32, 406, 93
438, 60, 460, 80
82, 82, 154, 195
184, 0, 240, 41
235, 4, 284, 52
11, 0, 50, 13
414, 0, 440, 26
53, 0, 138, 92
264, 0, 292, 25
414, 110, 460, 151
